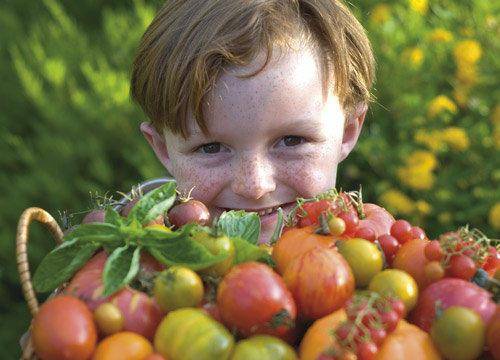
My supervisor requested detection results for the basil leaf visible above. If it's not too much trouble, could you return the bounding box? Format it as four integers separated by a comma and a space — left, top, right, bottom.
105, 207, 125, 226
217, 210, 260, 245
64, 222, 120, 242
102, 245, 141, 297
33, 238, 100, 293
140, 227, 184, 247
231, 236, 274, 266
128, 182, 176, 225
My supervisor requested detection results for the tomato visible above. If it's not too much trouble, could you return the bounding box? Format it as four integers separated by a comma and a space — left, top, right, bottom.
93, 331, 153, 360
154, 308, 234, 360
410, 278, 496, 332
192, 231, 235, 277
231, 335, 298, 360
390, 220, 412, 243
328, 216, 346, 236
358, 203, 395, 239
393, 239, 432, 290
217, 262, 296, 340
167, 199, 210, 227
153, 266, 204, 312
357, 341, 378, 360
483, 247, 500, 275
32, 295, 97, 360
201, 301, 223, 323
430, 306, 485, 360
82, 209, 105, 224
368, 269, 418, 313
376, 234, 400, 265
447, 254, 476, 280
353, 227, 376, 242
94, 302, 124, 336
283, 247, 354, 321
299, 309, 441, 360
296, 199, 336, 227
144, 354, 167, 360
424, 261, 445, 283
337, 238, 383, 288
424, 241, 444, 261
338, 211, 360, 236
486, 306, 500, 360
272, 226, 334, 274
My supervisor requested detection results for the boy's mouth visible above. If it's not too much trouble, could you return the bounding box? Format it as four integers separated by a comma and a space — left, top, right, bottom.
215, 202, 296, 218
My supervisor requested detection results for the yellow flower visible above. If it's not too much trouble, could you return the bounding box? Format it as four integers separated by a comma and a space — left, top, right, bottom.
409, 0, 428, 14
380, 189, 415, 215
370, 4, 391, 24
491, 105, 500, 125
429, 29, 453, 43
441, 127, 470, 151
402, 47, 424, 69
427, 95, 458, 118
489, 203, 500, 231
416, 200, 432, 215
456, 64, 479, 86
454, 40, 482, 66
438, 212, 452, 224
397, 166, 436, 190
414, 129, 445, 152
406, 150, 438, 171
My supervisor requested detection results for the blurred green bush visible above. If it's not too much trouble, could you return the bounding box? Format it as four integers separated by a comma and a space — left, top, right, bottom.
0, 0, 498, 357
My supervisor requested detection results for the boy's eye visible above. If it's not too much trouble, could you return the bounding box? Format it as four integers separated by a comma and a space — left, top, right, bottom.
197, 142, 224, 154
280, 135, 306, 147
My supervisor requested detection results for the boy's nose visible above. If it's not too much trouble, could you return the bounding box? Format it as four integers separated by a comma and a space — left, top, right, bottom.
231, 154, 276, 200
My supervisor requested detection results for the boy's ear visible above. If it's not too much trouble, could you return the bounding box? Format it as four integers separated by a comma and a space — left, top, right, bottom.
339, 103, 368, 163
140, 122, 172, 173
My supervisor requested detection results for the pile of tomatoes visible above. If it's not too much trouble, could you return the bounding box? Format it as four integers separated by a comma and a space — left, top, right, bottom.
28, 190, 499, 360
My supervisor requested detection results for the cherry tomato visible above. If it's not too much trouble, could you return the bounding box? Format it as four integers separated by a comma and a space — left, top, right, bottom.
376, 234, 400, 265
424, 240, 444, 261
337, 238, 383, 288
93, 302, 124, 336
354, 227, 376, 242
296, 199, 334, 227
430, 306, 485, 360
144, 354, 167, 360
380, 310, 399, 332
368, 269, 418, 313
328, 216, 346, 236
93, 331, 153, 360
32, 295, 97, 360
408, 226, 426, 241
389, 298, 406, 318
335, 322, 354, 342
390, 220, 412, 243
424, 261, 445, 283
231, 335, 298, 360
168, 199, 210, 227
483, 247, 500, 274
357, 341, 378, 360
153, 266, 204, 312
338, 211, 359, 236
82, 209, 105, 224
448, 254, 476, 281
369, 327, 387, 345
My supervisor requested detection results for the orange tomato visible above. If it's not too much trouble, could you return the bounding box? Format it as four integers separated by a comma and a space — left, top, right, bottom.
273, 226, 335, 274
300, 309, 442, 360
93, 332, 153, 360
393, 239, 431, 290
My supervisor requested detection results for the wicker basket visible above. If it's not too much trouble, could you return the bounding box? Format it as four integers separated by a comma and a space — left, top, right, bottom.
16, 207, 64, 360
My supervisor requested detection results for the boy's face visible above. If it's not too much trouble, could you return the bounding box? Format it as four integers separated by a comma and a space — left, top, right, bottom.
142, 44, 366, 243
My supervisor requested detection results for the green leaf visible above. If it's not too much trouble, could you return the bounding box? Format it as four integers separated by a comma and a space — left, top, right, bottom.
145, 225, 228, 270
33, 238, 100, 293
269, 207, 284, 245
64, 222, 120, 242
231, 236, 274, 266
217, 210, 261, 245
105, 207, 125, 226
128, 182, 176, 225
102, 245, 141, 297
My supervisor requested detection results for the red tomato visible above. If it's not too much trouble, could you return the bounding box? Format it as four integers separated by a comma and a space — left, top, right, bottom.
296, 199, 336, 227
424, 241, 444, 262
283, 247, 354, 321
358, 203, 395, 239
447, 254, 477, 280
32, 295, 97, 360
410, 278, 496, 332
483, 247, 500, 275
487, 306, 500, 360
393, 239, 431, 290
167, 199, 210, 227
376, 234, 400, 265
409, 226, 426, 241
357, 341, 378, 360
354, 227, 377, 242
217, 262, 297, 340
338, 211, 360, 236
390, 220, 412, 243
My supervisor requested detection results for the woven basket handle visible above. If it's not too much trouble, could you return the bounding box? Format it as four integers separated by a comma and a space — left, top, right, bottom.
16, 207, 63, 317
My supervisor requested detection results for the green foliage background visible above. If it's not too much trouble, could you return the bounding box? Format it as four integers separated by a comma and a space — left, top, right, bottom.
0, 0, 498, 357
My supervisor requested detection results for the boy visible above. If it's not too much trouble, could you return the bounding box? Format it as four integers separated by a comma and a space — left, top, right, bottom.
130, 0, 374, 243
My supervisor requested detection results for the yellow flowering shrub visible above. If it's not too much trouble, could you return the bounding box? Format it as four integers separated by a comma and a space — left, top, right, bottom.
454, 40, 482, 65
427, 95, 458, 118
441, 127, 470, 151
380, 189, 415, 215
409, 0, 428, 15
429, 29, 453, 43
402, 47, 424, 69
488, 203, 500, 231
370, 4, 391, 24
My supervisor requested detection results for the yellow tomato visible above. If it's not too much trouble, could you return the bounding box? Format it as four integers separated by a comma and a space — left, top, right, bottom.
337, 238, 384, 287
369, 269, 418, 313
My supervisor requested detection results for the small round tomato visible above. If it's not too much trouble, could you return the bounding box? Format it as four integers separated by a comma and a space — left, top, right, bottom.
353, 227, 376, 242
390, 220, 412, 243
154, 308, 234, 360
447, 254, 476, 281
217, 262, 297, 340
380, 310, 399, 332
337, 238, 383, 288
368, 269, 418, 313
338, 211, 359, 236
231, 335, 298, 360
192, 231, 235, 277
296, 199, 334, 227
357, 340, 378, 360
424, 261, 445, 283
168, 199, 210, 227
328, 216, 346, 236
376, 234, 400, 265
153, 266, 204, 312
93, 302, 124, 336
430, 306, 485, 360
424, 241, 444, 261
393, 239, 431, 290
93, 332, 153, 360
32, 295, 97, 360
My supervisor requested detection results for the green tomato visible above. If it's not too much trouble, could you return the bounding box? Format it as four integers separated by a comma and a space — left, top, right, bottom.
431, 306, 485, 360
337, 238, 383, 288
153, 266, 204, 312
154, 308, 234, 360
193, 232, 235, 277
231, 335, 297, 360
